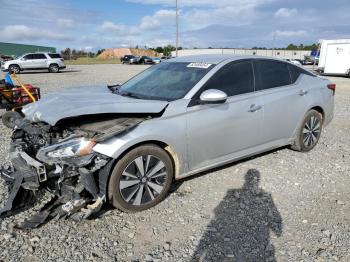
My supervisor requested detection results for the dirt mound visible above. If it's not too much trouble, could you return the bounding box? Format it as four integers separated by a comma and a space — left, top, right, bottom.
98, 48, 159, 59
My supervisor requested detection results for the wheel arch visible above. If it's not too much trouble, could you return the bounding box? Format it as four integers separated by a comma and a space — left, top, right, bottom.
114, 140, 180, 179
49, 63, 59, 67
310, 105, 324, 120
8, 64, 21, 70
97, 139, 180, 205
291, 105, 325, 144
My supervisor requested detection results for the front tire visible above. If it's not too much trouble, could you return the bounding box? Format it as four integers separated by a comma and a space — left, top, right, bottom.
9, 65, 20, 74
292, 110, 323, 152
48, 64, 59, 73
108, 144, 174, 212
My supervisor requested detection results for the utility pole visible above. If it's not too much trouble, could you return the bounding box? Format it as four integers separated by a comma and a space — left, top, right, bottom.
272, 31, 276, 57
175, 0, 179, 57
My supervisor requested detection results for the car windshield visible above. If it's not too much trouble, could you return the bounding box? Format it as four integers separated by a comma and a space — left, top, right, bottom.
118, 62, 214, 101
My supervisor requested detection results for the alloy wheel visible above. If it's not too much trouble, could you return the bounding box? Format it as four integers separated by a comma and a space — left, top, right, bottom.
302, 115, 321, 147
10, 66, 20, 74
119, 155, 168, 206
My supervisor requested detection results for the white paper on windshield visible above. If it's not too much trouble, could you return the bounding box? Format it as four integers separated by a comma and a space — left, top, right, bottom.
187, 63, 212, 69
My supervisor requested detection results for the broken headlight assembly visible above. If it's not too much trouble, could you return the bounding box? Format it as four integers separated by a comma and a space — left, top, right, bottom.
37, 137, 96, 164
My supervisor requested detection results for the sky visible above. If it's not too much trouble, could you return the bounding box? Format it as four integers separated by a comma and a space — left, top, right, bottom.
0, 0, 350, 51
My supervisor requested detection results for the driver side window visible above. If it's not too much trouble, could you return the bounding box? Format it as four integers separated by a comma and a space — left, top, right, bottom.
23, 54, 33, 60
202, 60, 255, 97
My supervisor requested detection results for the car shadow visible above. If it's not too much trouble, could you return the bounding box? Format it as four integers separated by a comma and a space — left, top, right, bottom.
192, 169, 283, 262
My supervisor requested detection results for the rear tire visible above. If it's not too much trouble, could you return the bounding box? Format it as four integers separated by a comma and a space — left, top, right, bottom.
291, 110, 323, 152
2, 111, 22, 128
9, 65, 20, 74
108, 144, 174, 212
48, 64, 59, 73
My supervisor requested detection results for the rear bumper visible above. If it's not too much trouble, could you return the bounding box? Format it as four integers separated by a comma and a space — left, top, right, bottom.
59, 66, 66, 69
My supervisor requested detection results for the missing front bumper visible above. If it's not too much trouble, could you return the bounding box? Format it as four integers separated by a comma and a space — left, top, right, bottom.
0, 149, 113, 229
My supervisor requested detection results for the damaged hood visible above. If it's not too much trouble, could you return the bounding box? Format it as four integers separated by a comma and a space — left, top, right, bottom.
22, 85, 169, 125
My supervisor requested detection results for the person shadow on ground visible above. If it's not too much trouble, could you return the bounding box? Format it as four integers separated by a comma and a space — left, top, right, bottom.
192, 169, 283, 262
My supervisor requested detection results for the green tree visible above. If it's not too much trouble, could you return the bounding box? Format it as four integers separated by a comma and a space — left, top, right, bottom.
155, 46, 164, 53
96, 49, 105, 56
60, 48, 71, 60
286, 44, 298, 50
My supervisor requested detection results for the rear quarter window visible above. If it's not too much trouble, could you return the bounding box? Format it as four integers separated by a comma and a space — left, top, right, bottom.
255, 60, 291, 90
288, 65, 315, 83
48, 53, 62, 59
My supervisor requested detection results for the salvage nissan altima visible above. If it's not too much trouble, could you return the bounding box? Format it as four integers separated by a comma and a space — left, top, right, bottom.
0, 55, 335, 228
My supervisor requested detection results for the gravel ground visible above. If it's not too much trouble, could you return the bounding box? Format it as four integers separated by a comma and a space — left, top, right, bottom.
0, 65, 349, 262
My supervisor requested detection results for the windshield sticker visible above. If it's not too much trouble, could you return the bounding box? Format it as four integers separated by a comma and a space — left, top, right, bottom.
187, 63, 212, 69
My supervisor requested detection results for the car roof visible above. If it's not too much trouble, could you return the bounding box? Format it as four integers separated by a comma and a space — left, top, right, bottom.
169, 54, 287, 64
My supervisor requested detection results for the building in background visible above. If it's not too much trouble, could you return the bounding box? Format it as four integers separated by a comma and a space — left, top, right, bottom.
0, 42, 56, 57
172, 48, 311, 60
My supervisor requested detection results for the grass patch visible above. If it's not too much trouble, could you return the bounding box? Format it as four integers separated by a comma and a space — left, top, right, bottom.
65, 57, 121, 65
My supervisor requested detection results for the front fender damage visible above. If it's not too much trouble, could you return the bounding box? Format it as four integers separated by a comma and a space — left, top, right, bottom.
0, 114, 148, 229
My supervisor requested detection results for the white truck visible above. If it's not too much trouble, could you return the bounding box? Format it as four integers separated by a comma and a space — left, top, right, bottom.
318, 39, 350, 77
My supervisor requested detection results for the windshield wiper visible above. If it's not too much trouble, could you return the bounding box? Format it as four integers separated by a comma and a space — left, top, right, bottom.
118, 91, 143, 99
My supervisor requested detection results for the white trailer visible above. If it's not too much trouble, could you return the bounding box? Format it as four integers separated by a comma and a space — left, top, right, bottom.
318, 39, 350, 77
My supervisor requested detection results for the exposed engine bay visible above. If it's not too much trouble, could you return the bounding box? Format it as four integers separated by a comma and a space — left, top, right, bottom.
0, 114, 148, 229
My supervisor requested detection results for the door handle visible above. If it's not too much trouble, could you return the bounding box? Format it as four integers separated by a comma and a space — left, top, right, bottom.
249, 104, 262, 112
299, 89, 308, 96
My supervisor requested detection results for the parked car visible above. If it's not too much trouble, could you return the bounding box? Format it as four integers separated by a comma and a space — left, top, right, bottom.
129, 56, 141, 64
161, 56, 173, 60
304, 60, 315, 65
121, 55, 136, 64
0, 55, 335, 226
294, 59, 306, 65
152, 57, 161, 64
139, 56, 154, 64
1, 53, 66, 73
289, 60, 302, 66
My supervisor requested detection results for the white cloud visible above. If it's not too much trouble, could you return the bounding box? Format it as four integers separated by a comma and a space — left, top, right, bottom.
274, 30, 307, 37
0, 25, 73, 41
57, 18, 74, 28
274, 8, 298, 18
140, 9, 176, 30
183, 5, 257, 30
99, 21, 139, 35
126, 0, 274, 8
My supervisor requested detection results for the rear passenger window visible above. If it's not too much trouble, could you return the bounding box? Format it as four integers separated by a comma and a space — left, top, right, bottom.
255, 60, 291, 90
203, 61, 254, 96
32, 54, 47, 59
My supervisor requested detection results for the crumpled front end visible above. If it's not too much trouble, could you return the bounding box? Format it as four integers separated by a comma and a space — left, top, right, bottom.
0, 115, 146, 229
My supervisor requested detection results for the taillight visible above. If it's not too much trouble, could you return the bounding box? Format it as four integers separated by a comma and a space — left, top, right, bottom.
327, 83, 336, 95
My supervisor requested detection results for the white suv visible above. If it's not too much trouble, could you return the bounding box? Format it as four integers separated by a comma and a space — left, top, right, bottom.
1, 52, 66, 73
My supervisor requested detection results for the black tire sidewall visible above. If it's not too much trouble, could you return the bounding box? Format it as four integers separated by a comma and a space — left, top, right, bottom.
108, 144, 174, 212
297, 110, 323, 152
2, 111, 22, 128
9, 65, 20, 74
49, 64, 59, 73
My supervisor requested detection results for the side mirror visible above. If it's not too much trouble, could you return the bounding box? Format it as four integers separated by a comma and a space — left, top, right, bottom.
200, 89, 228, 104
21, 58, 26, 61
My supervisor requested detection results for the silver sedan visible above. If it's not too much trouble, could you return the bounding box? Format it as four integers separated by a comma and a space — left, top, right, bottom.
1, 55, 335, 221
